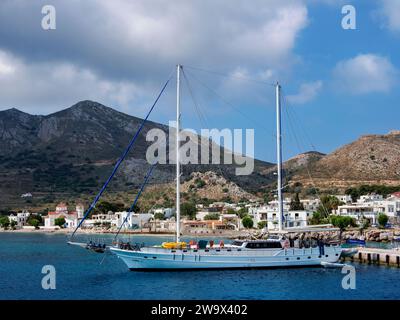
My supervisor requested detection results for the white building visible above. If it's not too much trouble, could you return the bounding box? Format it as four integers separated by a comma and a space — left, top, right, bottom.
334, 195, 352, 204
300, 198, 321, 211
265, 210, 310, 230
44, 202, 84, 229
153, 208, 175, 219
336, 194, 400, 224
114, 212, 153, 229
9, 210, 32, 227
249, 205, 311, 230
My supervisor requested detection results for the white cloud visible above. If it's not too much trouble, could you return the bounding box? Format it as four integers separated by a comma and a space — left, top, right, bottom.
287, 80, 323, 104
377, 0, 400, 32
0, 0, 309, 114
0, 50, 147, 114
332, 54, 397, 94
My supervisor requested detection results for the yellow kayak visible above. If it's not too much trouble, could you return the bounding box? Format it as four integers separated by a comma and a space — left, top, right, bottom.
161, 242, 187, 249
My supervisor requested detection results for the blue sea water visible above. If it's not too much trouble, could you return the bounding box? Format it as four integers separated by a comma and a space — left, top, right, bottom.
0, 233, 399, 300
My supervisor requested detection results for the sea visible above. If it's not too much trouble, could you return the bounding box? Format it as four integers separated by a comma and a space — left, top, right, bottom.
0, 232, 399, 300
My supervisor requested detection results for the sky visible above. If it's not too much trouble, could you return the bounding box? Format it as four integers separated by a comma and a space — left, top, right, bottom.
0, 0, 399, 163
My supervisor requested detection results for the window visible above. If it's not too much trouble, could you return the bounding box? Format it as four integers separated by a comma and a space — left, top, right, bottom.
245, 242, 282, 249
232, 241, 243, 247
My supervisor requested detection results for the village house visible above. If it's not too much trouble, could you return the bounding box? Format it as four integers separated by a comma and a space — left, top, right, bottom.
182, 219, 235, 235
113, 211, 153, 230
9, 210, 32, 227
44, 202, 85, 229
152, 207, 175, 219
336, 193, 400, 225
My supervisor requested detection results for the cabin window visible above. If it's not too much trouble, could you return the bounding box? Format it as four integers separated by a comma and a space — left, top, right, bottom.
232, 241, 243, 246
245, 242, 282, 249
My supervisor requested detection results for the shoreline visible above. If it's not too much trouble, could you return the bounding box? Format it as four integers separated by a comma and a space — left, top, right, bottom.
0, 228, 237, 238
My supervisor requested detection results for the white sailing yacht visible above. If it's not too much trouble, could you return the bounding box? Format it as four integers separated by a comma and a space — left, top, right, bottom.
109, 65, 345, 270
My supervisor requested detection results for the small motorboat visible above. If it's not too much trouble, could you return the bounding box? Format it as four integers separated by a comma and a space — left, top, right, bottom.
346, 239, 366, 246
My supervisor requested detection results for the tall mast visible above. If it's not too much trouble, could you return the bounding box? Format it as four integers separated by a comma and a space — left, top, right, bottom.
276, 82, 284, 231
176, 64, 181, 242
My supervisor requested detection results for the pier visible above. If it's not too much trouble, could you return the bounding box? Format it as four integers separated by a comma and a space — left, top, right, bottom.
342, 247, 400, 267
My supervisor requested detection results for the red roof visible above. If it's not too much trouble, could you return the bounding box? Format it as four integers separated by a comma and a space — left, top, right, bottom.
392, 192, 400, 198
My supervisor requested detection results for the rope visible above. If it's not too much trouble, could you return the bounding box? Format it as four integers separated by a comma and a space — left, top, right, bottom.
69, 75, 172, 240
280, 90, 331, 218
184, 69, 276, 141
113, 162, 156, 242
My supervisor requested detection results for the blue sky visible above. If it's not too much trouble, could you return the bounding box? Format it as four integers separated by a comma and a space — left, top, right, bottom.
0, 0, 399, 163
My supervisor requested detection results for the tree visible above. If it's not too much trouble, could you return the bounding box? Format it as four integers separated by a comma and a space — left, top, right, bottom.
330, 215, 356, 237
237, 207, 247, 219
27, 214, 43, 225
257, 221, 267, 229
181, 202, 196, 219
28, 219, 40, 229
204, 213, 220, 220
289, 193, 304, 210
95, 201, 125, 214
154, 212, 165, 220
10, 220, 17, 230
359, 216, 370, 235
242, 215, 254, 229
378, 213, 389, 228
226, 208, 235, 215
0, 216, 10, 229
315, 195, 343, 218
195, 178, 206, 188
309, 212, 322, 225
55, 217, 66, 227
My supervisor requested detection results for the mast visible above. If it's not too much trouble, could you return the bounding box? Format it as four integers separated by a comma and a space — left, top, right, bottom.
176, 64, 181, 242
276, 82, 284, 231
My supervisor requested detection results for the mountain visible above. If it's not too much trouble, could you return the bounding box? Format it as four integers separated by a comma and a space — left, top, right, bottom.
2, 100, 400, 211
0, 101, 274, 210
291, 131, 400, 190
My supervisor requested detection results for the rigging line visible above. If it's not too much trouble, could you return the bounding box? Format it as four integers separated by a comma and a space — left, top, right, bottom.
70, 74, 173, 240
181, 68, 209, 128
184, 65, 276, 87
284, 95, 317, 151
113, 162, 157, 242
184, 69, 276, 141
181, 69, 242, 180
281, 92, 330, 218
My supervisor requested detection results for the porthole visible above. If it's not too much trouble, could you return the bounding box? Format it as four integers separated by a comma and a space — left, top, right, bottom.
297, 257, 300, 260
286, 258, 289, 260
325, 255, 329, 257
308, 256, 311, 259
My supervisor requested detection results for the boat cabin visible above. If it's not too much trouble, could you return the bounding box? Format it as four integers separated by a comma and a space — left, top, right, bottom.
231, 239, 283, 249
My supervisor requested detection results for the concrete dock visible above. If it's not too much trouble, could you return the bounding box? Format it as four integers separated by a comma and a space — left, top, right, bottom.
342, 247, 400, 267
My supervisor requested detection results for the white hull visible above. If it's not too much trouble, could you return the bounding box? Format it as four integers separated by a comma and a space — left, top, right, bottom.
110, 246, 344, 270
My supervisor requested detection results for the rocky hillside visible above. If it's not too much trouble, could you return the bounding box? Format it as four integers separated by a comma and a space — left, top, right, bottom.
291, 131, 400, 189
0, 101, 274, 210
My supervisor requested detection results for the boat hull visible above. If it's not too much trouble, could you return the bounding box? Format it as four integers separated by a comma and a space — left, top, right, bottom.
110, 246, 344, 270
